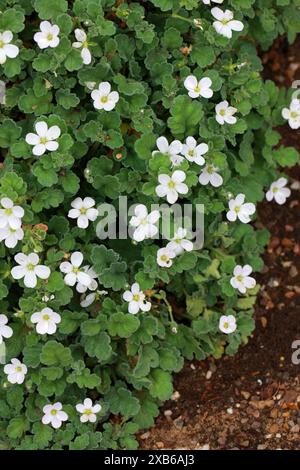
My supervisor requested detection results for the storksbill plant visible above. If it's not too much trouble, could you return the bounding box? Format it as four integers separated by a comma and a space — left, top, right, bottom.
0, 0, 299, 450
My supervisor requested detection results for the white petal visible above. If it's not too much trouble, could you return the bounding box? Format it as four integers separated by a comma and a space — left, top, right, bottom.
24, 271, 37, 288
33, 144, 46, 156
81, 47, 91, 65
75, 28, 86, 42
35, 121, 48, 137
35, 265, 50, 279
3, 44, 19, 59
2, 31, 13, 43
156, 136, 169, 154
46, 125, 61, 140
184, 75, 198, 91
71, 251, 83, 267
26, 133, 40, 145
98, 82, 111, 95
11, 266, 25, 280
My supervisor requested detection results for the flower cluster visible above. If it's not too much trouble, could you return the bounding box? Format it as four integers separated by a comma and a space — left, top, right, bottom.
0, 198, 24, 248
0, 0, 298, 451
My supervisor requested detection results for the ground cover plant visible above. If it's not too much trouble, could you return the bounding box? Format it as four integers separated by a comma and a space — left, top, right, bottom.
0, 0, 300, 450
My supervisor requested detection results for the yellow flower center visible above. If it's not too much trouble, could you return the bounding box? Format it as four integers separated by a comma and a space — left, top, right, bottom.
133, 294, 140, 301
234, 206, 240, 214
291, 111, 298, 118
0, 40, 3, 48
16, 366, 22, 372
27, 263, 35, 271
272, 187, 278, 193
168, 181, 175, 189
50, 409, 57, 416
194, 85, 200, 93
82, 40, 88, 48
47, 33, 53, 41
40, 137, 48, 144
85, 409, 92, 415
101, 96, 108, 104
43, 314, 50, 320
72, 267, 79, 273
80, 207, 87, 214
236, 275, 243, 282
161, 255, 169, 262
223, 322, 229, 329
5, 208, 12, 216
221, 19, 229, 25
188, 150, 194, 157
220, 109, 226, 116
207, 165, 213, 174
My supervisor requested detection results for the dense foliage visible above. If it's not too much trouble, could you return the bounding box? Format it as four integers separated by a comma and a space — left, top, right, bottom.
0, 0, 299, 450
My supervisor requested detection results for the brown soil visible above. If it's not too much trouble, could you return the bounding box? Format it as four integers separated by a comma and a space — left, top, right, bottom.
139, 37, 300, 451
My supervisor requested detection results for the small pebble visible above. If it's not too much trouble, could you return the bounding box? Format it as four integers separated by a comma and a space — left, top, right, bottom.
227, 407, 234, 414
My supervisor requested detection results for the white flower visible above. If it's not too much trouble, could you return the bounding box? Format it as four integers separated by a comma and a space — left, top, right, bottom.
85, 81, 96, 91
80, 289, 108, 308
34, 21, 60, 49
0, 80, 6, 104
129, 204, 160, 242
199, 164, 223, 187
282, 99, 300, 129
219, 315, 237, 334
80, 292, 96, 308
60, 252, 91, 287
0, 314, 13, 344
72, 29, 91, 65
266, 177, 291, 205
31, 307, 61, 335
11, 253, 51, 288
156, 170, 188, 204
230, 265, 256, 294
202, 0, 224, 4
0, 225, 24, 248
166, 228, 193, 255
157, 247, 176, 268
0, 197, 24, 229
215, 101, 237, 125
184, 75, 213, 99
0, 31, 19, 65
42, 294, 55, 302
76, 266, 98, 293
123, 283, 151, 314
182, 137, 208, 166
68, 197, 98, 229
4, 358, 27, 384
211, 8, 244, 39
226, 194, 256, 224
42, 403, 68, 429
91, 82, 119, 111
152, 137, 184, 167
26, 121, 61, 156
76, 398, 101, 423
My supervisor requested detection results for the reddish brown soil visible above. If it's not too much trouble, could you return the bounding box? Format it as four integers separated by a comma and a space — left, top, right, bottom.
139, 37, 300, 451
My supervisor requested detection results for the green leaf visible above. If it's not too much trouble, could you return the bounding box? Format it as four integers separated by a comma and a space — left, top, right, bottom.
108, 312, 140, 338
0, 9, 25, 33
149, 369, 173, 401
34, 0, 68, 19
7, 416, 30, 439
168, 95, 204, 139
107, 386, 140, 418
0, 119, 22, 147
82, 331, 112, 361
69, 434, 90, 450
40, 341, 72, 366
274, 146, 300, 167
